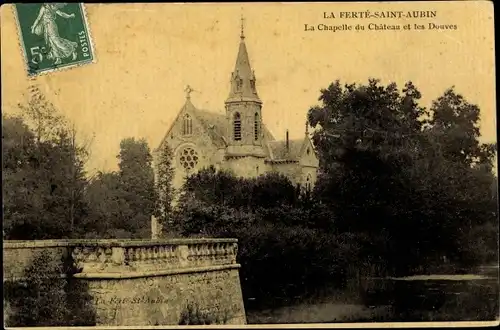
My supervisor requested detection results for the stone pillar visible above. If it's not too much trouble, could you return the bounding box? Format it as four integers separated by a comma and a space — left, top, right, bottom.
111, 246, 125, 265
151, 215, 160, 239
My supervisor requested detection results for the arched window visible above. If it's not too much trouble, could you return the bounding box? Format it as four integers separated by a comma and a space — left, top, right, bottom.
234, 112, 241, 141
305, 174, 312, 192
183, 114, 192, 135
254, 112, 260, 141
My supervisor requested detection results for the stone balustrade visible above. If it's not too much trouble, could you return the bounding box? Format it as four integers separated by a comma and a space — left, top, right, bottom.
186, 241, 238, 267
4, 238, 240, 280
3, 238, 247, 325
70, 239, 238, 275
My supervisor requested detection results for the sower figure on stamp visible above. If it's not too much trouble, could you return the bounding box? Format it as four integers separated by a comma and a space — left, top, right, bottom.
31, 3, 78, 65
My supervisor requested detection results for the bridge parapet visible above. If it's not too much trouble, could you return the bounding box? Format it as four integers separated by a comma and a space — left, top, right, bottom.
4, 238, 239, 280
69, 239, 239, 276
3, 238, 246, 325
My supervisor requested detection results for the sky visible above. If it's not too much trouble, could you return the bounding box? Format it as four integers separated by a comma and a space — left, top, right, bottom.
1, 2, 496, 175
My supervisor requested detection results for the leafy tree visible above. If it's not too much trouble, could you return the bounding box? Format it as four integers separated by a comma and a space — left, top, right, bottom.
81, 171, 129, 238
3, 86, 89, 239
426, 87, 496, 167
421, 88, 498, 265
2, 116, 35, 171
154, 143, 176, 230
172, 167, 356, 307
250, 173, 299, 209
117, 137, 156, 238
308, 79, 498, 274
4, 251, 96, 326
308, 80, 422, 235
81, 138, 158, 239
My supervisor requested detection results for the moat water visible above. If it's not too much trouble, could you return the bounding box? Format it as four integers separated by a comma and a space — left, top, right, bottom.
246, 266, 499, 324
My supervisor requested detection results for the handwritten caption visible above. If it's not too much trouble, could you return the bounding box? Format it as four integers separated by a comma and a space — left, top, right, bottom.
304, 10, 458, 32
93, 296, 166, 305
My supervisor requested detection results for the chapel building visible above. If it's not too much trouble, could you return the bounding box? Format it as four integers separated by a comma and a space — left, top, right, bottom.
153, 24, 319, 193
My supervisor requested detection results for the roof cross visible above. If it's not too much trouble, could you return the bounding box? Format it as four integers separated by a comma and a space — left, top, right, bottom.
185, 85, 194, 100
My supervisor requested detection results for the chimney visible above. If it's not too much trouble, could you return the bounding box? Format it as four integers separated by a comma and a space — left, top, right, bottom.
286, 130, 289, 152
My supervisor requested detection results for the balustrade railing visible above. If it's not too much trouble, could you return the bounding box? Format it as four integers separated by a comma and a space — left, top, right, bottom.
3, 239, 239, 279
68, 239, 239, 274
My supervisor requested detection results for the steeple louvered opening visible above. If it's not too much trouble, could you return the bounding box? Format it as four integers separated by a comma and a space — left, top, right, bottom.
234, 112, 242, 141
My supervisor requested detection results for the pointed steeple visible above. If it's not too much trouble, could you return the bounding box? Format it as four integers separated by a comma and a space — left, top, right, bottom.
226, 16, 261, 104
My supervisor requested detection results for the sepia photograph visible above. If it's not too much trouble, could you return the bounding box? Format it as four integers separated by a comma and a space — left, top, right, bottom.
1, 1, 499, 327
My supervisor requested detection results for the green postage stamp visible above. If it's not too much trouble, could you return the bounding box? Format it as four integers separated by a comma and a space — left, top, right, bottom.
13, 3, 95, 76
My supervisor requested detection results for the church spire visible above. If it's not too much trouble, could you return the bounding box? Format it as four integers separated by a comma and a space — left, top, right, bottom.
240, 14, 245, 40
226, 16, 261, 104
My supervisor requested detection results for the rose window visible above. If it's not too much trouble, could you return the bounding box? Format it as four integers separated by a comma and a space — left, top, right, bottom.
179, 147, 199, 171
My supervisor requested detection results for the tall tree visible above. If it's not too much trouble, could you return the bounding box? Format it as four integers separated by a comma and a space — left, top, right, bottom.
307, 79, 497, 274
82, 171, 133, 238
421, 87, 498, 265
3, 86, 89, 239
308, 80, 425, 231
426, 87, 496, 167
2, 115, 39, 238
154, 143, 176, 230
117, 138, 156, 238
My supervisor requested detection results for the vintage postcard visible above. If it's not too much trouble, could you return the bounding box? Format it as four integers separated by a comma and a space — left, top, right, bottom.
1, 1, 498, 328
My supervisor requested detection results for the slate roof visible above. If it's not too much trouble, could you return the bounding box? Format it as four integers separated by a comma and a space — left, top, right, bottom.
268, 140, 304, 161
226, 36, 261, 103
190, 108, 276, 149
190, 108, 229, 148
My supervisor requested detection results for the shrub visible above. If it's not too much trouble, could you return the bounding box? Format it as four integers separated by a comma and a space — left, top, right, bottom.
178, 302, 217, 325
3, 250, 96, 327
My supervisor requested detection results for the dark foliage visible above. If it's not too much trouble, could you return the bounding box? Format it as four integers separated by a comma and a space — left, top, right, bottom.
3, 251, 96, 327
3, 86, 89, 240
172, 168, 362, 307
173, 80, 498, 309
308, 80, 498, 275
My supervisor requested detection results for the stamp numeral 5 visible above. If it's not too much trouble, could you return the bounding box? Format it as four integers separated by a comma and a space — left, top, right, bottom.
30, 46, 46, 65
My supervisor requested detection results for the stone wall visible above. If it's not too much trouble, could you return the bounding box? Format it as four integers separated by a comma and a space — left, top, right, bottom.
299, 165, 319, 187
223, 155, 269, 178
271, 162, 301, 185
3, 238, 246, 326
3, 240, 70, 280
85, 268, 244, 325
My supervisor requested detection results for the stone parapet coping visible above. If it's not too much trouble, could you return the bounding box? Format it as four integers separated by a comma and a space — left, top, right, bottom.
73, 264, 241, 279
4, 274, 68, 282
3, 238, 238, 249
4, 264, 241, 282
